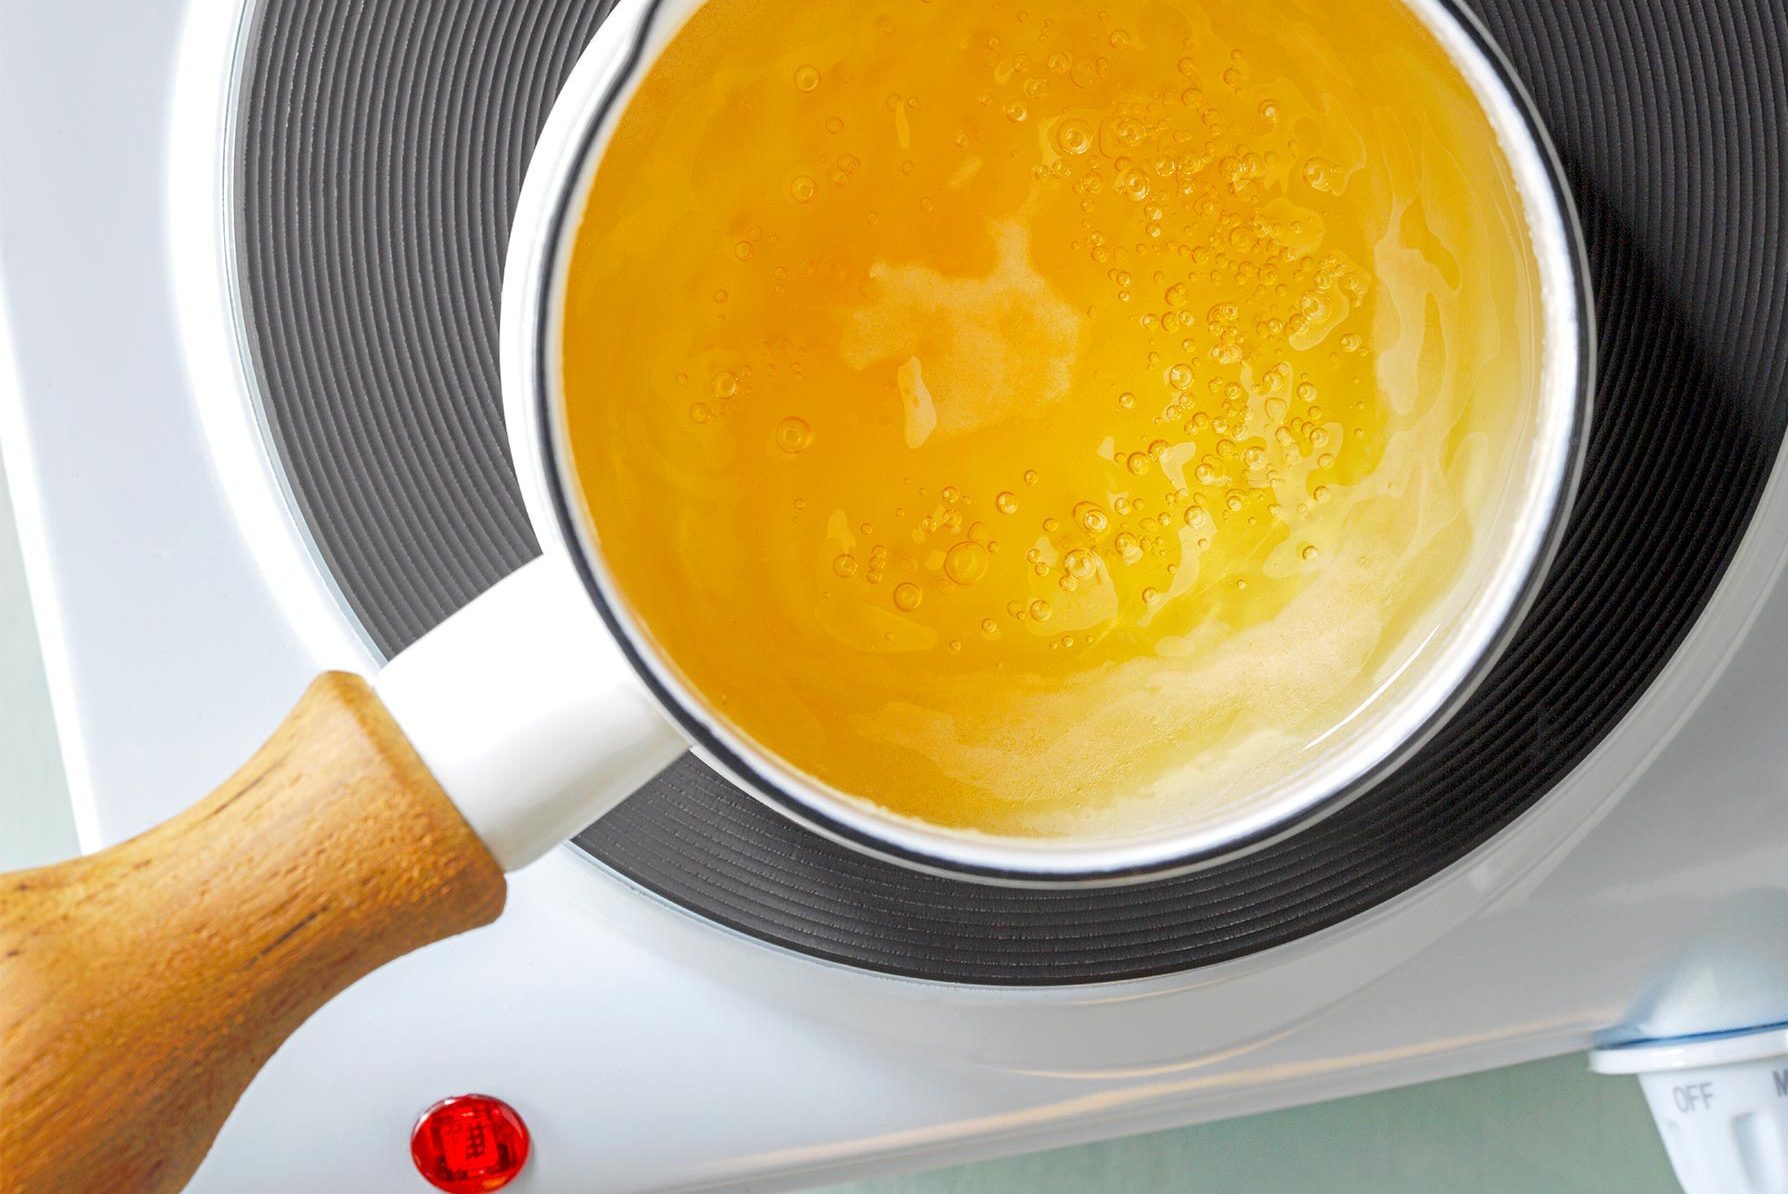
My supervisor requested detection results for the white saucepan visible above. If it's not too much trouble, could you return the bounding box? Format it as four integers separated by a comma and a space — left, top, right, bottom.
0, 0, 1590, 1188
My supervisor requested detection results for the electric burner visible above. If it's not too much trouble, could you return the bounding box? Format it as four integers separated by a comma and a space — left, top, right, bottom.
232, 0, 1787, 983
8, 0, 1788, 1184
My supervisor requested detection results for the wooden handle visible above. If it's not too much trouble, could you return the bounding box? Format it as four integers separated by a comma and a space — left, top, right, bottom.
0, 673, 506, 1194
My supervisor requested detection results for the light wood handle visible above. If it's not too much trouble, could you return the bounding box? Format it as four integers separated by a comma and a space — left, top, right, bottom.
0, 672, 507, 1194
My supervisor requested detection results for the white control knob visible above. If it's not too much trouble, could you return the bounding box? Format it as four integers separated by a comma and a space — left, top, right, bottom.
1591, 1023, 1788, 1193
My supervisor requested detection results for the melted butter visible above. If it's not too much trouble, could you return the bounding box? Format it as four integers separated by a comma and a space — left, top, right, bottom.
562, 0, 1538, 838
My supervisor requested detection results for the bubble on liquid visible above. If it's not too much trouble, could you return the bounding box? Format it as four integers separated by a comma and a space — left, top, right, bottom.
1063, 548, 1098, 580
1055, 118, 1093, 155
981, 617, 1001, 639
1115, 532, 1143, 564
1340, 333, 1363, 353
1302, 158, 1334, 192
1029, 599, 1053, 622
1126, 453, 1151, 476
1117, 171, 1151, 202
1118, 391, 1135, 409
1005, 100, 1028, 123
774, 416, 812, 454
789, 176, 817, 204
995, 491, 1019, 515
944, 541, 990, 585
1142, 587, 1160, 604
734, 241, 755, 260
1042, 516, 1061, 532
833, 553, 858, 578
1184, 505, 1209, 528
1313, 485, 1332, 503
1301, 544, 1320, 561
1074, 502, 1110, 534
689, 403, 714, 423
826, 116, 845, 134
1167, 363, 1194, 390
1023, 469, 1040, 486
893, 582, 923, 612
711, 371, 739, 398
794, 65, 822, 92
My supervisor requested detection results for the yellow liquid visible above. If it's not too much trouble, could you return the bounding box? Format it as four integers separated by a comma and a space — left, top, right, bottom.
563, 0, 1538, 838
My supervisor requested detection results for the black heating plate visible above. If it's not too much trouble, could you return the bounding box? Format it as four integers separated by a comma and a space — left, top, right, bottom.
233, 0, 1787, 983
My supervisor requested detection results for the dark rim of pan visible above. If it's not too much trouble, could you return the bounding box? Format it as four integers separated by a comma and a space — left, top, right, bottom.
533, 0, 1594, 887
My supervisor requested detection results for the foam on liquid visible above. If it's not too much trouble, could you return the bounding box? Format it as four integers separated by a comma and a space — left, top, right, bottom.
562, 0, 1540, 839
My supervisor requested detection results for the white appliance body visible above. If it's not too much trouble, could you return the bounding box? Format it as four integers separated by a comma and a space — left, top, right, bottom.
2, 0, 1785, 1190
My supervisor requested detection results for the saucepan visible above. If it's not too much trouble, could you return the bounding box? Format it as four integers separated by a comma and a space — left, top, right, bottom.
0, 0, 1588, 1188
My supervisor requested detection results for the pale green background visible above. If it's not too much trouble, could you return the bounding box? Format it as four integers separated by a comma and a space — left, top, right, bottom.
0, 448, 1677, 1191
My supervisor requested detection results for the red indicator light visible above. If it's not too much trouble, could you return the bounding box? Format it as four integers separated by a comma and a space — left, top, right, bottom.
410, 1094, 531, 1192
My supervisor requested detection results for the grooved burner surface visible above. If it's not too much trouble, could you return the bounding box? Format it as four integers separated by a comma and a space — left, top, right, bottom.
234, 0, 1787, 982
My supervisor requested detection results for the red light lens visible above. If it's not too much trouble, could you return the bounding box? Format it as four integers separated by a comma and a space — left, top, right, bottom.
410, 1094, 531, 1193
